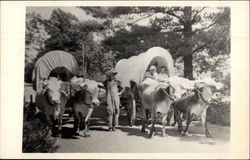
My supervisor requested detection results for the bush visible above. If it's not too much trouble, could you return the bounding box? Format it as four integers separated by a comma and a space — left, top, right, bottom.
207, 102, 230, 126
22, 108, 59, 153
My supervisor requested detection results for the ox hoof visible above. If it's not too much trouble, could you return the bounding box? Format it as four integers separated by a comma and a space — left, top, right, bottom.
84, 134, 91, 138
73, 132, 80, 136
147, 134, 154, 139
206, 133, 212, 138
178, 128, 183, 132
162, 133, 167, 137
182, 131, 188, 136
171, 123, 176, 127
84, 132, 91, 137
51, 132, 59, 137
148, 131, 155, 139
58, 134, 62, 138
131, 122, 135, 126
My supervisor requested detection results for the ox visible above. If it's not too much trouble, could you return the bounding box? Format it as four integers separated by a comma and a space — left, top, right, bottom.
35, 77, 68, 136
139, 79, 175, 138
68, 78, 103, 137
67, 84, 93, 137
172, 85, 214, 138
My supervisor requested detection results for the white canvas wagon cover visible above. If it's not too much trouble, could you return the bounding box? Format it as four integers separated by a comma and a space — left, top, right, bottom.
32, 50, 79, 92
115, 47, 174, 88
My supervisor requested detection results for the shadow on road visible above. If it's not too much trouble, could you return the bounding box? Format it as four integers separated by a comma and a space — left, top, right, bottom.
60, 103, 229, 145
119, 127, 148, 138
90, 126, 109, 132
60, 127, 80, 139
160, 124, 226, 145
118, 122, 227, 145
119, 115, 142, 127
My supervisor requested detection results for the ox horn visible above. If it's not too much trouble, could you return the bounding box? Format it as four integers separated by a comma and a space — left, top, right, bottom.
60, 88, 69, 97
41, 79, 48, 89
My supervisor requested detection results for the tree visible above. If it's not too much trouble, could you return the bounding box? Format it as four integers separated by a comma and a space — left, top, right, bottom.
39, 8, 107, 78
25, 13, 50, 64
104, 24, 166, 59
42, 9, 86, 53
26, 7, 230, 82
25, 12, 50, 82
156, 7, 230, 79
85, 7, 230, 80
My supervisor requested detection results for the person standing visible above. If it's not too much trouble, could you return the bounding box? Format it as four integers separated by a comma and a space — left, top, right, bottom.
104, 68, 121, 131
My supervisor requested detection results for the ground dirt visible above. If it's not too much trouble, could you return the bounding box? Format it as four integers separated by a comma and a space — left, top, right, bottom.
56, 105, 230, 153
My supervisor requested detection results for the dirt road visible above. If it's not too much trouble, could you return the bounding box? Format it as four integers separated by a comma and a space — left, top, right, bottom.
24, 85, 230, 153
56, 105, 230, 153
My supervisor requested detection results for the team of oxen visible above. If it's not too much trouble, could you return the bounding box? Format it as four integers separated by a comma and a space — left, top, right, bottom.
33, 65, 222, 139
35, 66, 103, 137
120, 77, 221, 138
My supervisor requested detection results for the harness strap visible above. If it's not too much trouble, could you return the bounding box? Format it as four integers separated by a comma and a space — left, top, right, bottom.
156, 86, 175, 101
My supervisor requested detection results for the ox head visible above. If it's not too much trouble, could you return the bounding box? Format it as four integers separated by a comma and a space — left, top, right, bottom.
195, 85, 213, 103
194, 78, 223, 103
42, 77, 62, 106
157, 82, 176, 101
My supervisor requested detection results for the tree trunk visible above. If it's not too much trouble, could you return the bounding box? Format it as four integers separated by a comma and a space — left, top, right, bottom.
82, 43, 85, 76
183, 7, 194, 80
184, 54, 194, 80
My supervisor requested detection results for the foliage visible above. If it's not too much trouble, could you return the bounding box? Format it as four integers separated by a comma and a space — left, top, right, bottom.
42, 9, 86, 53
207, 102, 230, 126
100, 7, 230, 79
25, 12, 50, 82
25, 9, 107, 82
22, 106, 59, 152
173, 57, 184, 77
42, 8, 104, 53
25, 13, 50, 64
23, 120, 59, 152
25, 6, 230, 91
104, 24, 166, 59
84, 42, 116, 81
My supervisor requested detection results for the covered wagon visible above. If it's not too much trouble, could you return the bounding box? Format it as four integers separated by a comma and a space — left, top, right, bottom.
115, 46, 174, 88
115, 46, 174, 125
32, 50, 105, 103
32, 50, 79, 93
31, 50, 105, 136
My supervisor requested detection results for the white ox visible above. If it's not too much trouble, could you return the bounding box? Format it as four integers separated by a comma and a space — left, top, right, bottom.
35, 77, 68, 136
139, 78, 175, 138
68, 77, 105, 137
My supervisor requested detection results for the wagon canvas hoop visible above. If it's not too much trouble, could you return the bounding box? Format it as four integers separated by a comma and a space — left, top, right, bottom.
32, 50, 79, 93
115, 46, 174, 88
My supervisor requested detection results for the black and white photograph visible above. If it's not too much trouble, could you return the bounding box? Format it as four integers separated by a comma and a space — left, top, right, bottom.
23, 6, 231, 153
0, 1, 249, 159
